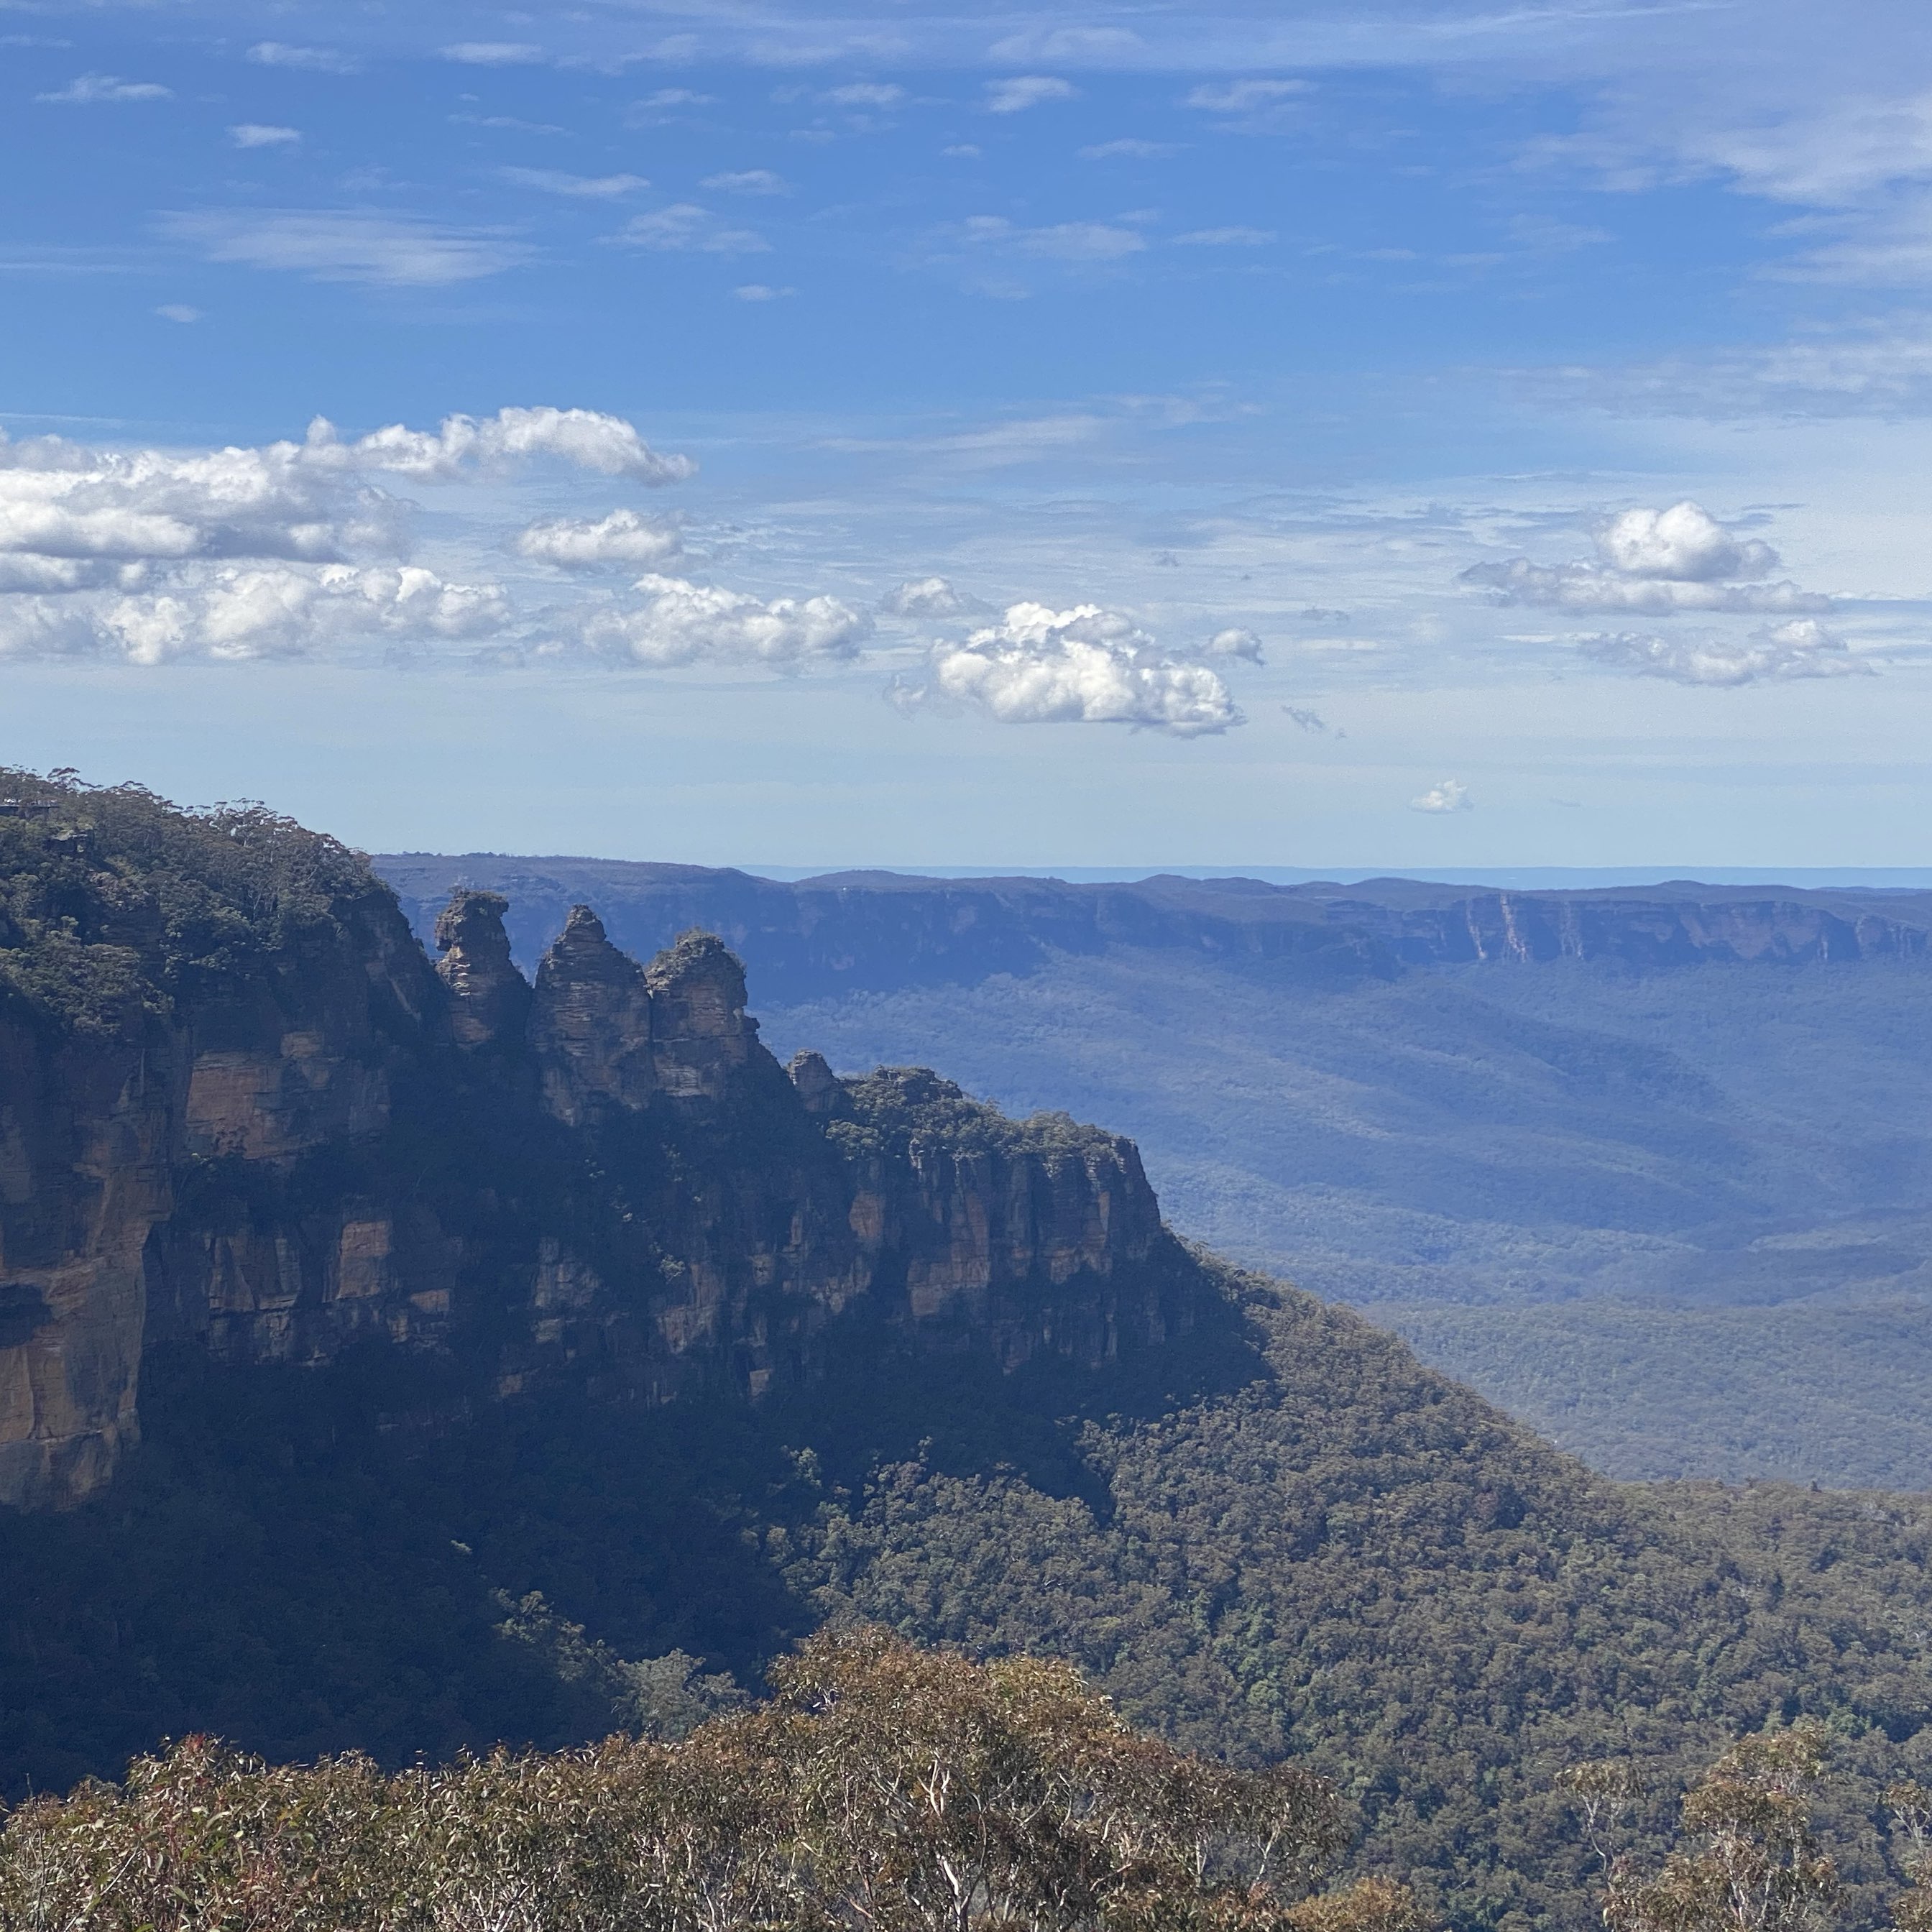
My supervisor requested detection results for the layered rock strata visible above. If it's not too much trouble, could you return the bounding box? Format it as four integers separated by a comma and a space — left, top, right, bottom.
0, 855, 1186, 1509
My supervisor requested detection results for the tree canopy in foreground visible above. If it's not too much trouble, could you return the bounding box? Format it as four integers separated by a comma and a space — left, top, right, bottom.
0, 1628, 1422, 1932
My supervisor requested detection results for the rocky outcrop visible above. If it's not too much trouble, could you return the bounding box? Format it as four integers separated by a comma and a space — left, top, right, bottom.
643, 931, 760, 1102
529, 904, 656, 1125
0, 797, 1191, 1511
436, 889, 532, 1051
502, 915, 1180, 1410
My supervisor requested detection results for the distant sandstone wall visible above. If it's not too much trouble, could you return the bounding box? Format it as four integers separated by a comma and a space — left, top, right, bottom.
374, 855, 1932, 1006
1323, 891, 1932, 967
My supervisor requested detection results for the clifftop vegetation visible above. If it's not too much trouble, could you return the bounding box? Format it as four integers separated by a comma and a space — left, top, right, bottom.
829, 1066, 1127, 1165
0, 768, 381, 1034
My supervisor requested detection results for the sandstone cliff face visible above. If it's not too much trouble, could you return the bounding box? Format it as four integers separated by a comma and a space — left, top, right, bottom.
0, 796, 1187, 1512
0, 863, 446, 1509
0, 1026, 169, 1509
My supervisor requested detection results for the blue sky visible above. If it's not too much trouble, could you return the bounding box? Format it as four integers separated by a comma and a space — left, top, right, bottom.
2, 0, 1931, 865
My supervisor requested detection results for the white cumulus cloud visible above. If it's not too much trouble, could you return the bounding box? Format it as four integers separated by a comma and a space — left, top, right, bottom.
229, 124, 300, 149
1463, 501, 1831, 615
1205, 626, 1266, 663
1596, 502, 1777, 581
0, 407, 696, 668
0, 431, 402, 569
101, 566, 507, 663
579, 573, 872, 667
1581, 619, 1869, 686
0, 566, 508, 664
903, 600, 1242, 735
883, 576, 978, 617
514, 509, 681, 569
0, 556, 150, 594
299, 407, 694, 484
1410, 778, 1472, 813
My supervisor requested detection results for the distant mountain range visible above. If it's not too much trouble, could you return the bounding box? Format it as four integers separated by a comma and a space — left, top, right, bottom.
377, 855, 1932, 1489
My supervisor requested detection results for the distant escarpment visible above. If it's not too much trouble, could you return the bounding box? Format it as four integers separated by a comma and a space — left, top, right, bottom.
374, 856, 1932, 1004
0, 778, 1185, 1512
1313, 883, 1932, 967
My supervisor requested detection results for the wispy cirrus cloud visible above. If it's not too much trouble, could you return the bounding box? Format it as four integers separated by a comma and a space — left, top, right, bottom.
987, 26, 1146, 62
960, 215, 1146, 262
1080, 138, 1182, 160
37, 73, 170, 104
984, 75, 1077, 114
1172, 226, 1276, 247
702, 169, 791, 195
500, 168, 650, 198
246, 42, 358, 74
1184, 78, 1311, 121
440, 41, 546, 66
822, 82, 904, 109
158, 210, 531, 286
613, 204, 770, 253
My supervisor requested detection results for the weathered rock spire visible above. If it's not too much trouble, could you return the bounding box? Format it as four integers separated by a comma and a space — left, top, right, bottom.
530, 903, 656, 1124
434, 888, 532, 1051
645, 929, 758, 1099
